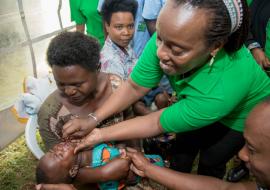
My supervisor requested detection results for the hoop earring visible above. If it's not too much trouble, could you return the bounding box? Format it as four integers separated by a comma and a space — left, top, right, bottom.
209, 55, 215, 66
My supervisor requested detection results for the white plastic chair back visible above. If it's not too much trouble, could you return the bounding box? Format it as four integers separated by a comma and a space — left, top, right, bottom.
25, 114, 44, 159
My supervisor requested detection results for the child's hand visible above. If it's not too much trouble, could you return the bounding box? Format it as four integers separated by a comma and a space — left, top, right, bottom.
74, 128, 103, 153
101, 157, 131, 181
36, 184, 76, 190
126, 148, 151, 177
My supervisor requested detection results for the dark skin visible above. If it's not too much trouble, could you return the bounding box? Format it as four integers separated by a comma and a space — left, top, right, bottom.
53, 65, 135, 139
144, 19, 157, 36
65, 1, 224, 154
53, 65, 112, 118
125, 100, 270, 190
133, 92, 172, 116
37, 142, 131, 187
61, 0, 223, 141
251, 48, 270, 69
52, 65, 113, 138
36, 184, 76, 190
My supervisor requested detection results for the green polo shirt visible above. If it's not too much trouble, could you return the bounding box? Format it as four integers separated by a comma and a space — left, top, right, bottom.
69, 0, 105, 46
246, 0, 253, 6
131, 33, 270, 132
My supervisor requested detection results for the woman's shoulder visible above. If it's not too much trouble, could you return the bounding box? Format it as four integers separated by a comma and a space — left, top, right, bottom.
108, 74, 123, 91
38, 90, 62, 118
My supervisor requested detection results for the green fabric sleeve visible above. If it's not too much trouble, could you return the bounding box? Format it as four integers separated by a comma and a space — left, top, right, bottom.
130, 33, 163, 88
161, 46, 270, 133
69, 0, 86, 24
160, 96, 225, 133
246, 0, 253, 6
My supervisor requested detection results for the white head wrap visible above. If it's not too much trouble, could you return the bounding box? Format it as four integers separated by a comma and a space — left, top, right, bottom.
222, 0, 243, 33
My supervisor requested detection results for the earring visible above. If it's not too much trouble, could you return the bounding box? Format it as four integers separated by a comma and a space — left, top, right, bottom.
209, 55, 215, 66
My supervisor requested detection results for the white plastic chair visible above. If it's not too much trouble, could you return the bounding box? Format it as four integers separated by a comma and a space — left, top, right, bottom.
25, 114, 44, 159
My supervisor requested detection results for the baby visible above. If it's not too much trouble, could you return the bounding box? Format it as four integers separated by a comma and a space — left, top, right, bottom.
36, 142, 164, 190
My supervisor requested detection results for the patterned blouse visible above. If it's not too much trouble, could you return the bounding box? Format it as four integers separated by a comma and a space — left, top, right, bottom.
100, 37, 137, 80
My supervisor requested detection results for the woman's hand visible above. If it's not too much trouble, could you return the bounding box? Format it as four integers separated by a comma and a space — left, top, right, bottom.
62, 117, 97, 139
74, 128, 103, 153
251, 48, 270, 69
101, 157, 131, 181
36, 184, 76, 190
126, 148, 151, 177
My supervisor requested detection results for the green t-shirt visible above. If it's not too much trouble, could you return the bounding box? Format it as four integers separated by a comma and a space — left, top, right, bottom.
69, 0, 105, 46
131, 33, 270, 132
246, 0, 253, 6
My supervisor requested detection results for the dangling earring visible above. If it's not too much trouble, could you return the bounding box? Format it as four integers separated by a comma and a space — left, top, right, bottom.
209, 55, 215, 66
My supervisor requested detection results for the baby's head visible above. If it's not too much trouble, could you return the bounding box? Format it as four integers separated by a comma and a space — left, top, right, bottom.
36, 142, 80, 184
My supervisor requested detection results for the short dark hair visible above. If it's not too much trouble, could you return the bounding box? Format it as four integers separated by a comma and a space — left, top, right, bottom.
36, 159, 72, 184
101, 0, 138, 25
36, 165, 49, 184
173, 0, 249, 53
47, 31, 101, 72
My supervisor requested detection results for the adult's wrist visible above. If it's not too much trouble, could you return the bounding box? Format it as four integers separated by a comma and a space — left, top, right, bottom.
247, 42, 261, 51
92, 128, 104, 145
88, 112, 100, 126
144, 161, 154, 178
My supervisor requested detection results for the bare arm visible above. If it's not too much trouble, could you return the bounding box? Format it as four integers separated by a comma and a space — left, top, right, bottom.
101, 110, 163, 142
63, 78, 150, 138
251, 48, 270, 69
74, 110, 164, 153
96, 78, 150, 122
144, 19, 157, 36
76, 24, 85, 33
145, 164, 255, 190
76, 157, 131, 184
36, 184, 76, 190
128, 151, 256, 190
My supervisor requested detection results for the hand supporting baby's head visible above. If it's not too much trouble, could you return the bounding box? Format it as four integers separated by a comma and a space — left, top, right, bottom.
36, 142, 79, 184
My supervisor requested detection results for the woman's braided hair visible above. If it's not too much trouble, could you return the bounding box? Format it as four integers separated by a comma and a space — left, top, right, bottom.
173, 0, 249, 53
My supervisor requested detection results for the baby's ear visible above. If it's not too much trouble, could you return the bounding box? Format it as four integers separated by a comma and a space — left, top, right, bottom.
69, 165, 79, 178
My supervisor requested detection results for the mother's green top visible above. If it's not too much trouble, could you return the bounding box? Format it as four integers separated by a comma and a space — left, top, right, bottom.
131, 33, 270, 133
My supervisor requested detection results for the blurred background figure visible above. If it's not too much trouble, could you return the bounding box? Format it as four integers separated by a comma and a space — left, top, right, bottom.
69, 0, 105, 46
246, 0, 270, 74
142, 0, 166, 36
98, 0, 150, 57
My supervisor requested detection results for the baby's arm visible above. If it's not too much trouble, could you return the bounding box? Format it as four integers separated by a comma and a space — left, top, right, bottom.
75, 157, 131, 184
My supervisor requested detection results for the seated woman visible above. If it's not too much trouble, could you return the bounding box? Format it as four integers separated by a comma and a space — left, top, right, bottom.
38, 31, 135, 151
36, 142, 164, 190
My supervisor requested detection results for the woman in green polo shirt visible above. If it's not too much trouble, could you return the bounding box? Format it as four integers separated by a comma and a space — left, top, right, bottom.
63, 0, 270, 179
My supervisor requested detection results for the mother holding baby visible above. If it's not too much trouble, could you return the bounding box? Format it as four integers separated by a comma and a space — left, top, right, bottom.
38, 31, 134, 151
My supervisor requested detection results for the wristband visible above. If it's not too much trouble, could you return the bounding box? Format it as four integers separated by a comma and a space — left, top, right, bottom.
88, 113, 99, 125
247, 42, 261, 51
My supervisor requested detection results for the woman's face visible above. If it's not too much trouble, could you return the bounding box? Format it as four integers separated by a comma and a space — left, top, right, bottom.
52, 65, 97, 105
105, 12, 135, 48
156, 1, 212, 75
